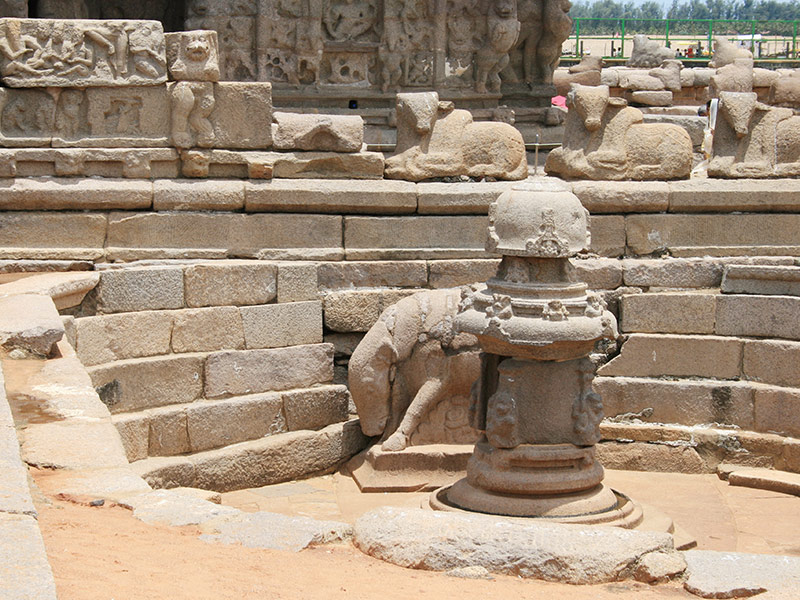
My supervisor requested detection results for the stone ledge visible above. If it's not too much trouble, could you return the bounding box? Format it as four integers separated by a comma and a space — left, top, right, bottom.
0, 513, 58, 600
726, 467, 800, 497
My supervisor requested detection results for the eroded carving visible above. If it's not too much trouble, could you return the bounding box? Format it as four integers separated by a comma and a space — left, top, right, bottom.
544, 84, 692, 180
626, 34, 675, 68
171, 81, 216, 148
474, 0, 520, 94
165, 30, 220, 81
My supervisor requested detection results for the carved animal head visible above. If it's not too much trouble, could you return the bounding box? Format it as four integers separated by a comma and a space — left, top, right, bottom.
718, 91, 758, 138
492, 0, 517, 19
567, 84, 626, 132
185, 34, 212, 63
395, 92, 440, 134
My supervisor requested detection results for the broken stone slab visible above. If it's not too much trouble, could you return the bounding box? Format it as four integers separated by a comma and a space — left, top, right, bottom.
119, 489, 239, 527
20, 420, 130, 470
353, 506, 681, 584
199, 511, 352, 552
726, 467, 800, 497
683, 550, 800, 598
272, 112, 364, 153
722, 265, 800, 296
0, 271, 99, 309
0, 513, 58, 600
43, 466, 151, 502
0, 293, 63, 356
0, 19, 168, 87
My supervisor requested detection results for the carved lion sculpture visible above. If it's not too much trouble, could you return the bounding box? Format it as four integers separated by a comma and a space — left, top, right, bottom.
709, 91, 800, 178
348, 288, 481, 452
384, 91, 527, 181
626, 34, 676, 68
544, 84, 692, 180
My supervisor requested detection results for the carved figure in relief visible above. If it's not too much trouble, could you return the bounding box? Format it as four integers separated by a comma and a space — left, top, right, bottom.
171, 82, 215, 149
349, 289, 481, 452
220, 19, 256, 80
486, 390, 521, 448
103, 97, 142, 134
386, 91, 527, 180
514, 0, 543, 85
709, 91, 800, 178
55, 89, 84, 137
0, 89, 54, 135
324, 0, 377, 41
572, 358, 603, 445
544, 84, 692, 180
166, 30, 219, 81
537, 0, 571, 85
474, 0, 520, 93
126, 22, 167, 78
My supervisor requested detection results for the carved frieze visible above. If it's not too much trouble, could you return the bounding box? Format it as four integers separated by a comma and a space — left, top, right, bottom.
0, 18, 167, 87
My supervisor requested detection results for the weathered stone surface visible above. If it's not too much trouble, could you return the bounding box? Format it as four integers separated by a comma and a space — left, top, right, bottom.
722, 265, 800, 296
716, 294, 800, 340
599, 334, 743, 380
345, 216, 488, 260
147, 406, 189, 457
186, 393, 285, 452
318, 261, 427, 290
323, 290, 383, 333
353, 506, 677, 584
545, 85, 692, 181
0, 271, 99, 310
200, 511, 352, 551
0, 513, 58, 600
385, 92, 527, 182
276, 262, 318, 303
634, 551, 687, 584
210, 82, 272, 149
75, 311, 173, 366
621, 292, 717, 334
106, 212, 343, 260
571, 181, 669, 214
245, 179, 416, 214
626, 35, 676, 68
189, 419, 368, 491
596, 441, 707, 474
272, 112, 363, 152
0, 373, 36, 517
627, 90, 673, 106
726, 467, 800, 497
0, 178, 152, 210
416, 181, 516, 215
94, 267, 184, 313
589, 216, 626, 257
0, 213, 106, 256
743, 339, 800, 388
573, 258, 623, 290
683, 550, 800, 598
626, 214, 800, 256
112, 412, 149, 463
596, 377, 754, 428
165, 30, 220, 82
670, 179, 800, 213
153, 180, 243, 211
49, 466, 151, 501
172, 306, 244, 353
770, 73, 800, 108
0, 293, 63, 355
754, 386, 800, 438
282, 385, 351, 431
271, 151, 385, 180
121, 489, 239, 527
0, 19, 167, 87
622, 258, 725, 289
131, 455, 196, 490
428, 259, 500, 289
20, 420, 130, 470
240, 301, 322, 349
184, 261, 276, 308
88, 354, 205, 413
204, 344, 333, 398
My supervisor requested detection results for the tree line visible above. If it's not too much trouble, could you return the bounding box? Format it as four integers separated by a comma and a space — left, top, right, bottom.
570, 0, 800, 35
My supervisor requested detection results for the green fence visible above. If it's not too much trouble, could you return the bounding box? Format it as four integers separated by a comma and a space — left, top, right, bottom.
567, 18, 799, 60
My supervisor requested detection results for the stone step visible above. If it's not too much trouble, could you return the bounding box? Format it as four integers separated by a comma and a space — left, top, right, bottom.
130, 419, 369, 493
112, 384, 351, 461
621, 290, 800, 341
596, 376, 800, 438
722, 264, 800, 296
725, 467, 800, 497
75, 301, 322, 366
87, 343, 334, 414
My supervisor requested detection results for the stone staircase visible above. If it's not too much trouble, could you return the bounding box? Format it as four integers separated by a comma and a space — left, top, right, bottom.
69, 261, 368, 492
595, 267, 800, 474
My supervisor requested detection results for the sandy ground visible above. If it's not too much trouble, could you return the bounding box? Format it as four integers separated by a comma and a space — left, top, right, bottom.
32, 468, 800, 600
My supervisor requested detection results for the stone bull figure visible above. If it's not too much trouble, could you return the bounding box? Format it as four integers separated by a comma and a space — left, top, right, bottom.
348, 288, 481, 452
709, 91, 800, 178
384, 91, 527, 182
544, 84, 692, 180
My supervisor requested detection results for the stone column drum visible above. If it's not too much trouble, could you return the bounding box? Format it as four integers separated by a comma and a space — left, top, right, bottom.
433, 184, 641, 526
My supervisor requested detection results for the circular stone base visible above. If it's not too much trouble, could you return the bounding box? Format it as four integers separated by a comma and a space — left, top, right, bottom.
430, 480, 644, 528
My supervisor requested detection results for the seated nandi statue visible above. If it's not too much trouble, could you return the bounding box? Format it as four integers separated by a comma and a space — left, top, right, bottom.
348, 288, 481, 452
384, 91, 527, 182
709, 91, 800, 178
544, 84, 692, 180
